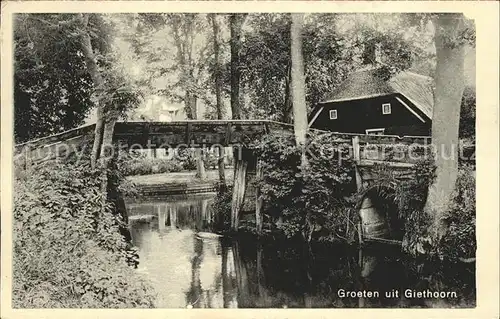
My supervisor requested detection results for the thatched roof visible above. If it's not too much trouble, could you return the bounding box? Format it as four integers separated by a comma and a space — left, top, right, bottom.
320, 66, 434, 119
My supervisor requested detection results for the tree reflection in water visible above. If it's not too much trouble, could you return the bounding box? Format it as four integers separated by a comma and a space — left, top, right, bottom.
127, 196, 476, 308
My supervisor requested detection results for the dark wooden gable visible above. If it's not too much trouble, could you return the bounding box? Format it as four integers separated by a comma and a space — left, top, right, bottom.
309, 94, 431, 136
309, 66, 434, 137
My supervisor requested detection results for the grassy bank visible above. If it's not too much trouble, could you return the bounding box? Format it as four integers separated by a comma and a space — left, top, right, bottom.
13, 160, 156, 308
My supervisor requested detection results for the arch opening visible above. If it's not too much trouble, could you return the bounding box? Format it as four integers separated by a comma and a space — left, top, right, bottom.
358, 185, 404, 241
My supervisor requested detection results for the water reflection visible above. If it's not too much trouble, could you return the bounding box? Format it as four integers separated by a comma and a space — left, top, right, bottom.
127, 196, 475, 309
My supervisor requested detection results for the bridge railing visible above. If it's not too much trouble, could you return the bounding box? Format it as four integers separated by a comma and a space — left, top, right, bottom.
14, 120, 475, 167
14, 124, 96, 166
307, 130, 474, 166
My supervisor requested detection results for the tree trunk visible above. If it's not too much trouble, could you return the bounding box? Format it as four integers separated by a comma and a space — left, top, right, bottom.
230, 14, 246, 120
255, 159, 263, 235
185, 92, 206, 180
290, 13, 308, 168
425, 13, 466, 241
362, 39, 377, 66
78, 13, 120, 218
170, 16, 207, 180
210, 14, 226, 185
195, 148, 206, 180
185, 91, 197, 119
91, 109, 105, 168
283, 61, 293, 123
78, 13, 105, 168
210, 14, 224, 121
100, 112, 118, 161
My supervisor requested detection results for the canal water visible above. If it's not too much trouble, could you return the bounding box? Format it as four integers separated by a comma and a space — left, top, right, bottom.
126, 195, 476, 309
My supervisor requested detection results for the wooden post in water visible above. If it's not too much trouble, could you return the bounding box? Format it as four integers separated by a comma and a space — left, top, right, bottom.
358, 222, 364, 246
158, 205, 166, 231
352, 136, 363, 190
352, 136, 364, 245
230, 148, 249, 231
169, 206, 177, 229
201, 199, 209, 224
255, 158, 263, 236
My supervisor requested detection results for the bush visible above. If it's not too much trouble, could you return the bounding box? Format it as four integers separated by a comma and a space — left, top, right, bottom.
439, 165, 476, 260
459, 87, 475, 140
400, 161, 476, 261
251, 132, 356, 241
211, 182, 233, 231
397, 159, 437, 252
13, 160, 156, 308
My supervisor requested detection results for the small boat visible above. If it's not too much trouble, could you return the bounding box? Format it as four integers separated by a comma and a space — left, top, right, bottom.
195, 231, 223, 240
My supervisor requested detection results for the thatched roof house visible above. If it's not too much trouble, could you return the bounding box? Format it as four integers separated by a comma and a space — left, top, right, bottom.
309, 66, 435, 136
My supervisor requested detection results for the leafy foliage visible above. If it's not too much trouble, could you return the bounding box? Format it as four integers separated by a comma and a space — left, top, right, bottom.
238, 13, 355, 121
117, 13, 438, 122
14, 14, 95, 142
14, 13, 142, 143
459, 86, 476, 140
211, 183, 234, 231
235, 13, 434, 121
125, 13, 214, 117
439, 165, 476, 260
399, 160, 476, 261
13, 160, 156, 308
251, 132, 356, 241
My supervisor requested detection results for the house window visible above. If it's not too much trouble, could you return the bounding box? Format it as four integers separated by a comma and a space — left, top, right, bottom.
382, 103, 391, 115
329, 109, 338, 120
366, 128, 385, 135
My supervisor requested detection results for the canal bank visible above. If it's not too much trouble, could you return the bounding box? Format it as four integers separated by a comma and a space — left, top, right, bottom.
126, 169, 259, 218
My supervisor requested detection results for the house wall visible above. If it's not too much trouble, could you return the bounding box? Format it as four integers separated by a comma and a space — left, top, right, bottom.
310, 94, 431, 137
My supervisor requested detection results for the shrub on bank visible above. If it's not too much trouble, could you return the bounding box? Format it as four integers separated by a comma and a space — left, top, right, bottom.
400, 161, 476, 261
250, 132, 356, 242
13, 160, 156, 308
439, 165, 476, 261
211, 182, 233, 231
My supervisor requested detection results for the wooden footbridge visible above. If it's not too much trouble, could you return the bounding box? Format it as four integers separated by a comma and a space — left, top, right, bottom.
15, 120, 475, 245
